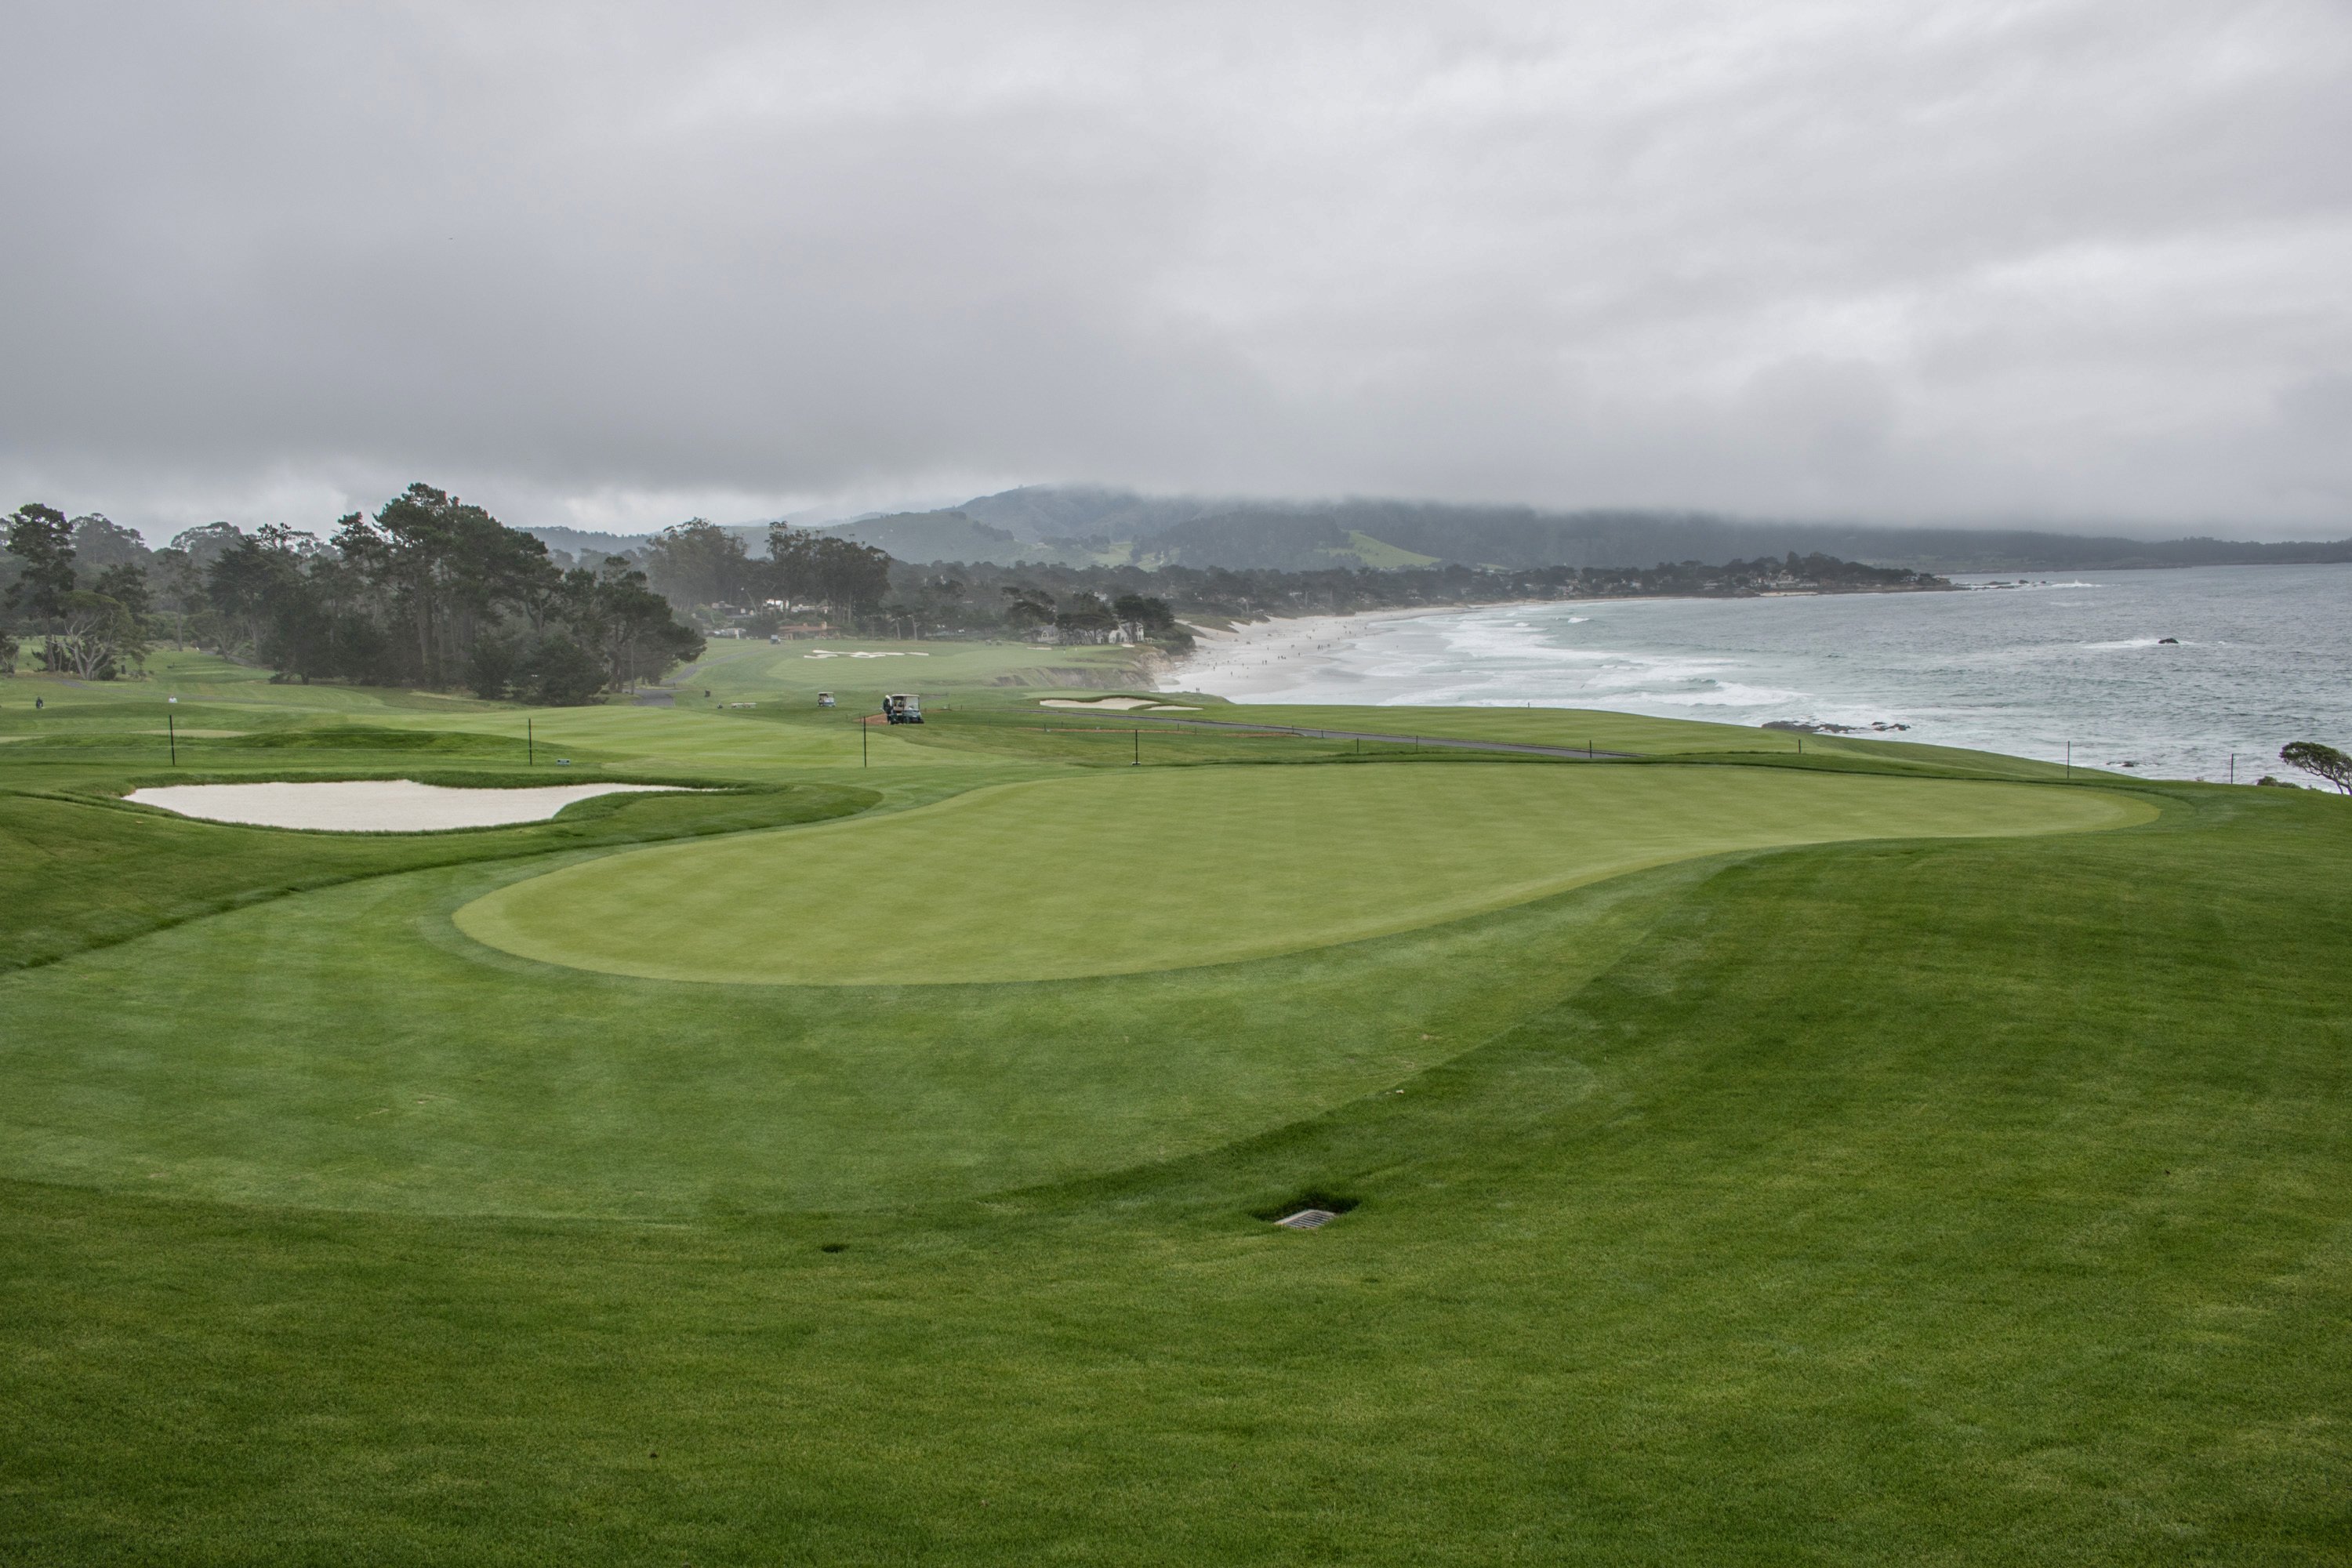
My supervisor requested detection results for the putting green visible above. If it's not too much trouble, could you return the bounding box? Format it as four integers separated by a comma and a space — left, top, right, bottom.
455, 764, 2154, 985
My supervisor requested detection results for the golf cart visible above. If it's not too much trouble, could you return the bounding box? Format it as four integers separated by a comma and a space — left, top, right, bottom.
882, 693, 924, 724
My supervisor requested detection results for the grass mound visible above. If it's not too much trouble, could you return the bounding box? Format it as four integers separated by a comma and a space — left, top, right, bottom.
0, 782, 876, 972
0, 849, 1700, 1217
230, 725, 523, 751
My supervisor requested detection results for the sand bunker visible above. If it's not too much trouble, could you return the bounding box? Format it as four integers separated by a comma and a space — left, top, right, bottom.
1038, 698, 1200, 711
125, 780, 697, 833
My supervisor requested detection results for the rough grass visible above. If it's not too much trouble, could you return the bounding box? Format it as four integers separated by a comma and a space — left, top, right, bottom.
1223, 700, 2090, 777
1, 783, 2345, 1563
0, 849, 1701, 1217
684, 634, 1145, 702
1, 655, 2347, 1563
0, 783, 875, 973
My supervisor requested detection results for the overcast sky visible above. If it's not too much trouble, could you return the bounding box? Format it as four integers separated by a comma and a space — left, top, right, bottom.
5, 1, 2350, 542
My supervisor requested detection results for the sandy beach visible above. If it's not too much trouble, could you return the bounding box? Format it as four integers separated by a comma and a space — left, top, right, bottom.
1163, 607, 1482, 699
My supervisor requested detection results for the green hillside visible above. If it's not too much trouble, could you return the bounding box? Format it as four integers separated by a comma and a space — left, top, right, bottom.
1319, 528, 1439, 568
935, 485, 2352, 573
817, 510, 1044, 564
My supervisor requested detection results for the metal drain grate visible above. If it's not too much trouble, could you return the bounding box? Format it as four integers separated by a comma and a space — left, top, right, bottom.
1275, 1208, 1339, 1230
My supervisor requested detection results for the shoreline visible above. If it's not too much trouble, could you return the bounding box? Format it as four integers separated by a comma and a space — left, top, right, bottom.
1156, 576, 2100, 702
1150, 567, 2344, 783
1163, 604, 1482, 699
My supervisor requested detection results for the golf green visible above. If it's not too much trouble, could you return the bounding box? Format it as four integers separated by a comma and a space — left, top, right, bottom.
455, 764, 2154, 985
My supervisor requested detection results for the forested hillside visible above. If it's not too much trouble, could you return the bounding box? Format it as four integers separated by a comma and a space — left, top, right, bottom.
521, 487, 2352, 578
812, 511, 1040, 564
926, 486, 2352, 574
860, 554, 1947, 650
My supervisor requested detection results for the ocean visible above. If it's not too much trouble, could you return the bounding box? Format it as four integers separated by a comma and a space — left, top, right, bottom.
1166, 564, 2352, 782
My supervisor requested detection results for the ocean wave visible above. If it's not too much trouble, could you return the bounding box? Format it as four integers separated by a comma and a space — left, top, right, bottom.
1174, 567, 2349, 782
1637, 682, 1812, 709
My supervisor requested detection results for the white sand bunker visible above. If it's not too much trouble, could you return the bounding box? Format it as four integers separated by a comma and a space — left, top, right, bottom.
125, 780, 697, 833
1038, 698, 1200, 711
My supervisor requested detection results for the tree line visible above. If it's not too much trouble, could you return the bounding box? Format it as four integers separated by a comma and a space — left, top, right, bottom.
1, 507, 162, 680
573, 517, 1185, 649
616, 530, 1947, 651
633, 518, 896, 626
3, 486, 706, 703
7, 488, 1954, 696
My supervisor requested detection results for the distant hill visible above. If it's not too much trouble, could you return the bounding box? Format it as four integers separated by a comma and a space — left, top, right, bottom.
524, 511, 1085, 568
814, 510, 1063, 564
940, 487, 2352, 575
522, 489, 2350, 576
1739, 527, 2352, 573
956, 485, 1238, 544
517, 525, 655, 558
1131, 506, 1784, 572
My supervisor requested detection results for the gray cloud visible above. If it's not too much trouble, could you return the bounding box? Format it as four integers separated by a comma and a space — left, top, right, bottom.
4, 1, 2349, 540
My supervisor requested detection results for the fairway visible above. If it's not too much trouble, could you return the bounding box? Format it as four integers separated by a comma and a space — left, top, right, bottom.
456, 764, 2153, 984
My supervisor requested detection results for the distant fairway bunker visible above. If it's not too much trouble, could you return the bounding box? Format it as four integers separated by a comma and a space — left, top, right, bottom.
454, 765, 2152, 986
128, 779, 705, 833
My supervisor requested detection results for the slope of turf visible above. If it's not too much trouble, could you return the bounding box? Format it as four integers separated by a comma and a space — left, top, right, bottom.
2, 782, 2345, 1563
454, 764, 2153, 984
1212, 700, 2089, 777
689, 634, 1142, 696
0, 848, 1708, 1217
4, 655, 2346, 1561
0, 782, 876, 973
0, 649, 1010, 777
